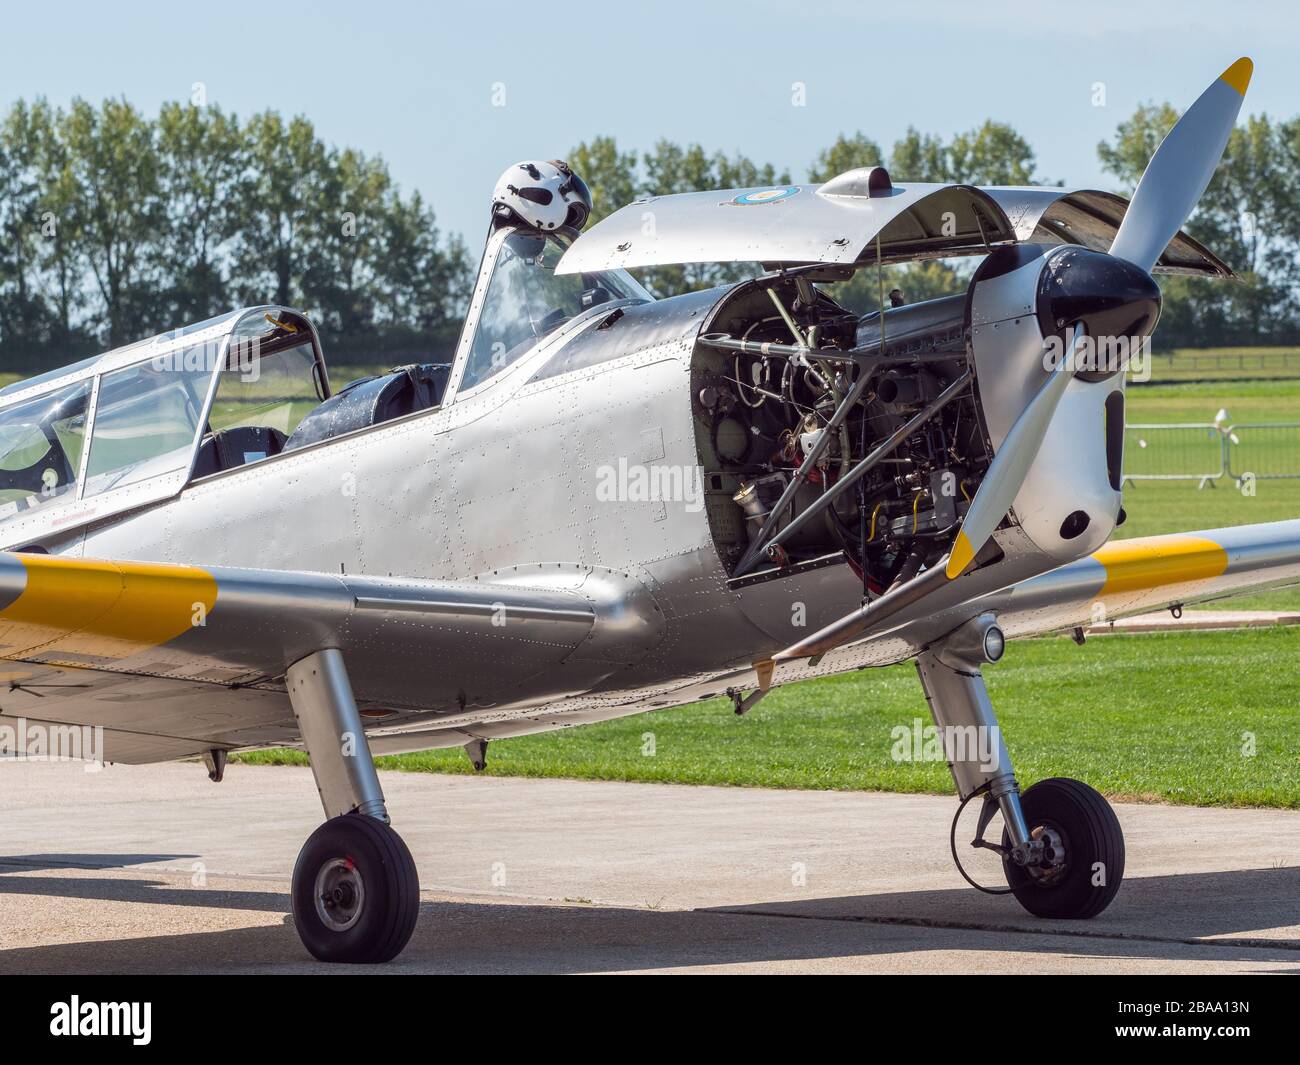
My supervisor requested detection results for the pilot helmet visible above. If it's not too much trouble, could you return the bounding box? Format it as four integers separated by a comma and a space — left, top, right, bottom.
491, 159, 592, 232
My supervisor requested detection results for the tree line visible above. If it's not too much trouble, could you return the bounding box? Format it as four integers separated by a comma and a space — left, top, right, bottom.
1, 98, 1298, 374
0, 98, 471, 371
570, 122, 1041, 312
572, 115, 1300, 349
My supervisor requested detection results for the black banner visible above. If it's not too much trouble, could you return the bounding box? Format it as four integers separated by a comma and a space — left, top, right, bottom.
0, 973, 1291, 1050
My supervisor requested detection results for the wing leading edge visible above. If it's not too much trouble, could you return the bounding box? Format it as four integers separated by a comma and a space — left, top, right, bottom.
985, 519, 1300, 639
0, 553, 662, 763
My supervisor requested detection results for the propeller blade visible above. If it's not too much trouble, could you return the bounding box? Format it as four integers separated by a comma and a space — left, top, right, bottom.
1108, 57, 1252, 272
945, 325, 1084, 579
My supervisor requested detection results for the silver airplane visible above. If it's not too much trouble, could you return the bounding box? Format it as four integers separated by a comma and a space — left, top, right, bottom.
0, 58, 1294, 963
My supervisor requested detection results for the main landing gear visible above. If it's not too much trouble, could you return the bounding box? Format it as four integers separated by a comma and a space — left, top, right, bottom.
916, 614, 1125, 918
286, 649, 419, 962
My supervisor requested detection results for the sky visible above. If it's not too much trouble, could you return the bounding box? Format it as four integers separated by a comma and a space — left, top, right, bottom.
1, 0, 1295, 245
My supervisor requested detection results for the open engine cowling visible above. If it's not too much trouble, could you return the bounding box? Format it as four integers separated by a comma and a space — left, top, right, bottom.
693, 244, 1160, 590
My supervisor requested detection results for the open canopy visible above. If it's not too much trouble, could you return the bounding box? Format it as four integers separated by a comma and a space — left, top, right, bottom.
556, 170, 1235, 280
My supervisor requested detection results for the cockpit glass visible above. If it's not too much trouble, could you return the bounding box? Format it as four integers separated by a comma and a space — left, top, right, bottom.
0, 380, 92, 517
83, 355, 211, 496
461, 231, 650, 391
209, 340, 320, 438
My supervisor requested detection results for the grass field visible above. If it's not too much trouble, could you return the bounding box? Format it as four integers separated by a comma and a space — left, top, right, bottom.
240, 627, 1300, 808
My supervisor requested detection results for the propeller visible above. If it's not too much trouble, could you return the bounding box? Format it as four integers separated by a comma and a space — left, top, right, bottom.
946, 323, 1084, 578
1110, 57, 1253, 273
945, 57, 1252, 581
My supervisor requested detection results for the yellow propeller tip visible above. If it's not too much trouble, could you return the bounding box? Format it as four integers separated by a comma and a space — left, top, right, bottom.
946, 531, 976, 579
1220, 57, 1253, 96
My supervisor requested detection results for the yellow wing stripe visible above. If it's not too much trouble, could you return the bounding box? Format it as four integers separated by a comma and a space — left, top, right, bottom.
1092, 534, 1229, 597
0, 555, 218, 661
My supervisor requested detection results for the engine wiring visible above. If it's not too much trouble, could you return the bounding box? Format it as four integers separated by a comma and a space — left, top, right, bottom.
697, 277, 991, 588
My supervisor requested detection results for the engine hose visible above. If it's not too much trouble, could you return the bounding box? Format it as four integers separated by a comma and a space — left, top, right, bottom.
910, 521, 960, 540
887, 547, 925, 593
733, 354, 766, 409
867, 501, 883, 542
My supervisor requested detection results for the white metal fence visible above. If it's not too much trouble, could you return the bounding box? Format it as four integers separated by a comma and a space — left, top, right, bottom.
1123, 421, 1300, 487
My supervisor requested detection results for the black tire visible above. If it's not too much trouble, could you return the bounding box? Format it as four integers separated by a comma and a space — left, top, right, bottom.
292, 813, 419, 963
1002, 777, 1124, 919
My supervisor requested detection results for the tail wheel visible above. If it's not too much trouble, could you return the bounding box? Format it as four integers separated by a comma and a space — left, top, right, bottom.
1002, 777, 1124, 919
292, 812, 419, 963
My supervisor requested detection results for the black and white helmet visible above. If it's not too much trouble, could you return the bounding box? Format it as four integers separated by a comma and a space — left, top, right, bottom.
492, 159, 592, 232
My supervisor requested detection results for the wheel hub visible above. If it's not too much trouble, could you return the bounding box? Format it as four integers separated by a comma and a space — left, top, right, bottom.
314, 857, 366, 931
1024, 823, 1067, 884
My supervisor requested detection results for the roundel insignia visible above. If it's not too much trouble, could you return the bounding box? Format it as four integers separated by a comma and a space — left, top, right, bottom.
729, 186, 800, 206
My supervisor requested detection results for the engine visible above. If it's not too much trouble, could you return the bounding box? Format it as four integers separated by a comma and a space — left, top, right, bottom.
693, 276, 992, 594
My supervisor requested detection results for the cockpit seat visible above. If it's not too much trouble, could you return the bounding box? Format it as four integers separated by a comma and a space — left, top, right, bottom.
282, 362, 450, 453
193, 425, 287, 478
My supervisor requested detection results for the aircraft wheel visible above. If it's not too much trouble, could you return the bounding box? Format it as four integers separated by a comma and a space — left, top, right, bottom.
1002, 777, 1124, 919
292, 813, 419, 963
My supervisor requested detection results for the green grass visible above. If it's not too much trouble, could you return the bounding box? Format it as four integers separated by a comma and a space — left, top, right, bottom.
1126, 376, 1300, 420
238, 628, 1300, 808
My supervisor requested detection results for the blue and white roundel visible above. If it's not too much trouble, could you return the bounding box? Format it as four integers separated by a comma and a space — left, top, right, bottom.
730, 186, 800, 206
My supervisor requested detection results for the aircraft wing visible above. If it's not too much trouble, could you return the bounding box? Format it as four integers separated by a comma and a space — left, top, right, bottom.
0, 553, 660, 764
759, 520, 1300, 692
988, 520, 1300, 638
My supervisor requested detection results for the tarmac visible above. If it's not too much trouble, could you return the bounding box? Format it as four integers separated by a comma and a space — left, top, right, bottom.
1, 761, 1297, 974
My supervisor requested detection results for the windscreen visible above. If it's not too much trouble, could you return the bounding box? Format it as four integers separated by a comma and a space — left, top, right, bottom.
0, 380, 92, 517
83, 356, 211, 496
460, 231, 650, 392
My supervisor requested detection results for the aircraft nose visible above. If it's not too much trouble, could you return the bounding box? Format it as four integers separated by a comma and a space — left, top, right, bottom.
1036, 246, 1162, 378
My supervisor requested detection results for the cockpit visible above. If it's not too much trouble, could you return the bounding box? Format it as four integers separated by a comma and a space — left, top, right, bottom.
0, 308, 337, 543
0, 224, 651, 548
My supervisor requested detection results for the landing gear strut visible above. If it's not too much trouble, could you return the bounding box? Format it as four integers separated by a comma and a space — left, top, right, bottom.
917, 614, 1125, 918
287, 649, 419, 962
